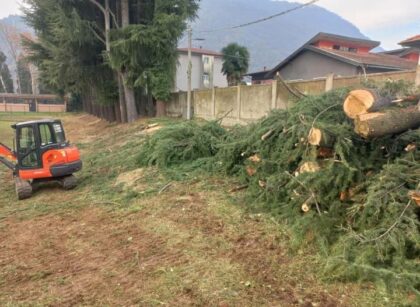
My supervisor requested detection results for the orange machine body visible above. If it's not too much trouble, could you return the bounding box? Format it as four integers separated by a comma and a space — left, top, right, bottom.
3, 119, 83, 181
0, 119, 82, 200
19, 146, 81, 180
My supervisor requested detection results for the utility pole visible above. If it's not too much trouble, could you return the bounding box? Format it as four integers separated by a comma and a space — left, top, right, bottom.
187, 25, 192, 120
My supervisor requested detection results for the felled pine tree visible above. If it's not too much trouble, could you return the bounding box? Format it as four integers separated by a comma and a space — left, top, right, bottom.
137, 80, 419, 294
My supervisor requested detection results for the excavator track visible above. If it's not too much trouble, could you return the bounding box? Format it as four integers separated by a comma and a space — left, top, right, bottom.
60, 175, 78, 190
15, 177, 33, 200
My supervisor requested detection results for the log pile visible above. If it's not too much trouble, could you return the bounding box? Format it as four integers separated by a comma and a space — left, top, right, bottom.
138, 82, 420, 293
343, 89, 420, 138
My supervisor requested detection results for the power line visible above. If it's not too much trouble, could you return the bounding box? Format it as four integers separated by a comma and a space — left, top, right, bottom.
197, 0, 321, 33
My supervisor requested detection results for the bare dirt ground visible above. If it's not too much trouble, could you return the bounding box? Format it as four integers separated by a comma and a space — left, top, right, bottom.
0, 114, 388, 306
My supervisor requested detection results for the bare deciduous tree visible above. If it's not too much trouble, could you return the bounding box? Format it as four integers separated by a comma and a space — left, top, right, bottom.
0, 22, 23, 94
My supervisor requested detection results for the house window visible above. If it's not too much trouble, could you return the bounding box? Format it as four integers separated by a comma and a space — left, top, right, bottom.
349, 47, 358, 53
333, 45, 340, 50
202, 73, 210, 87
203, 56, 210, 65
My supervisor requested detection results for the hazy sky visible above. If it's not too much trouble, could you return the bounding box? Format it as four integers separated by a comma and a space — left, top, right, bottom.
1, 0, 419, 50
290, 0, 420, 49
0, 0, 23, 19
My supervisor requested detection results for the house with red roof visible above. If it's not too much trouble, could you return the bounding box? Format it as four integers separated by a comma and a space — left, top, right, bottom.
380, 35, 420, 63
246, 33, 417, 84
174, 47, 227, 92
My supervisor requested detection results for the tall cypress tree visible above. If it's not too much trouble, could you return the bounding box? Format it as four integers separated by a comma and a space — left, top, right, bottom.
23, 0, 200, 122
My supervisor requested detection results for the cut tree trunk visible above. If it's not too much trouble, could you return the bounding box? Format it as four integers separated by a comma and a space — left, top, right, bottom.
354, 105, 420, 138
297, 162, 321, 175
408, 191, 420, 207
343, 89, 392, 119
308, 128, 335, 147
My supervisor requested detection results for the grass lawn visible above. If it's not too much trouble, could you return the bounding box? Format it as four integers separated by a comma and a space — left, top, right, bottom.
0, 113, 413, 306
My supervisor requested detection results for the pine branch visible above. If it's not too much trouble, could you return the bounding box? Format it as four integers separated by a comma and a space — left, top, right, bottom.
88, 23, 106, 46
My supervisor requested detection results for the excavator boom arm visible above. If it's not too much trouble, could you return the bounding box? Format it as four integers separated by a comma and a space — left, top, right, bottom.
0, 142, 16, 171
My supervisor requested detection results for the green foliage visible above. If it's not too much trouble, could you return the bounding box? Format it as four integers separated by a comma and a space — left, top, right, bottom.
138, 120, 226, 167
24, 0, 119, 105
221, 43, 250, 86
25, 0, 200, 110
362, 78, 418, 98
137, 81, 420, 294
109, 0, 200, 101
0, 50, 14, 93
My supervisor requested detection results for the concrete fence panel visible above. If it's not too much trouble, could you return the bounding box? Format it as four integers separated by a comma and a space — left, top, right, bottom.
194, 89, 213, 120
167, 91, 187, 118
214, 87, 238, 119
288, 79, 326, 95
333, 70, 417, 89
276, 82, 294, 110
240, 84, 272, 120
167, 70, 416, 126
0, 103, 30, 112
37, 104, 66, 113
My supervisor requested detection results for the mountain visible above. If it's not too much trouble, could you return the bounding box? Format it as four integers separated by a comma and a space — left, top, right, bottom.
189, 0, 373, 71
1, 2, 374, 73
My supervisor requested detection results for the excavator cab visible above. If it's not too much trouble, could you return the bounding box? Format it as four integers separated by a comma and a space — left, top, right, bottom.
0, 119, 82, 200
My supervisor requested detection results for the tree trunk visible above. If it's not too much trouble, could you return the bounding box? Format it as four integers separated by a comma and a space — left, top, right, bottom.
354, 105, 420, 138
121, 72, 138, 123
0, 74, 6, 92
118, 74, 127, 122
104, 0, 111, 52
28, 64, 39, 95
308, 128, 335, 147
121, 0, 129, 27
156, 100, 166, 117
114, 101, 122, 123
118, 0, 137, 122
343, 89, 392, 119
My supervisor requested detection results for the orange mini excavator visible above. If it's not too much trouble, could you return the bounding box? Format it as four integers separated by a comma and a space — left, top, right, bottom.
0, 119, 82, 200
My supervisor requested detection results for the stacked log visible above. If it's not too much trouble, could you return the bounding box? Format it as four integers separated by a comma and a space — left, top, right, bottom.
343, 89, 392, 119
354, 106, 420, 138
343, 89, 420, 138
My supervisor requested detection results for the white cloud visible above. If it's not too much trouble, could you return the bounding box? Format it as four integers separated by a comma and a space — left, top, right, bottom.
290, 0, 420, 31
0, 0, 23, 19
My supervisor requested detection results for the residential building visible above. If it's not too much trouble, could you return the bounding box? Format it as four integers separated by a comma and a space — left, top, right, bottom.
246, 33, 417, 84
380, 35, 420, 63
174, 47, 227, 92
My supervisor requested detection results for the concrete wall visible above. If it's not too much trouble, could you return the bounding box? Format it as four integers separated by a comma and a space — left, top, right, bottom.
167, 70, 416, 126
37, 104, 66, 113
174, 53, 227, 92
280, 50, 358, 80
0, 103, 66, 113
0, 103, 30, 112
